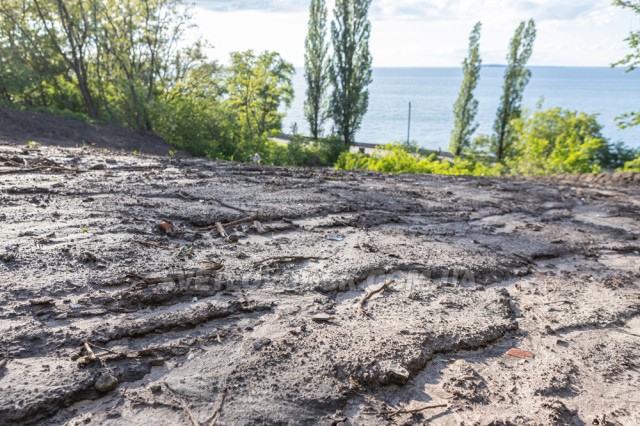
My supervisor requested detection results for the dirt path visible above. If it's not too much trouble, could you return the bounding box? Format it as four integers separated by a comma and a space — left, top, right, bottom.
0, 143, 638, 425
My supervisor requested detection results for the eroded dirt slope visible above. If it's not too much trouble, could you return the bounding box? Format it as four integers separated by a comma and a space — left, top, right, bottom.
0, 144, 639, 425
0, 108, 173, 156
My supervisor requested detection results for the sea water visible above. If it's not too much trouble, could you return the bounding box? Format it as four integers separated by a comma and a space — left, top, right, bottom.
283, 67, 640, 150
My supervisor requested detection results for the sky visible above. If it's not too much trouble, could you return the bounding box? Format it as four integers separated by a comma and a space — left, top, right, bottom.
191, 0, 638, 68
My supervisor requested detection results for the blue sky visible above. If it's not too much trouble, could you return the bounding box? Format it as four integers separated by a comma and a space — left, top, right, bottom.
191, 0, 638, 67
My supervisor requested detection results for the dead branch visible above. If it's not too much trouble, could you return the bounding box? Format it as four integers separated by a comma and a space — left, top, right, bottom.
512, 253, 533, 263
254, 221, 266, 234
254, 255, 329, 266
215, 222, 228, 239
615, 328, 640, 338
79, 341, 196, 364
134, 240, 175, 250
165, 385, 200, 426
123, 389, 179, 410
77, 342, 99, 365
357, 280, 395, 316
124, 266, 224, 287
199, 213, 259, 233
223, 213, 259, 228
0, 165, 85, 174
207, 385, 228, 426
0, 156, 22, 166
0, 166, 48, 174
211, 198, 248, 213
374, 403, 448, 417
86, 342, 120, 356
177, 191, 198, 201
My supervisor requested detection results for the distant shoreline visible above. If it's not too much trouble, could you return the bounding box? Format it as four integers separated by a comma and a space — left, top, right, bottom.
292, 65, 627, 70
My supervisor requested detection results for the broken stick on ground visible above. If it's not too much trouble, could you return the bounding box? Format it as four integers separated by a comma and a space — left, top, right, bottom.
164, 384, 200, 426
201, 213, 259, 235
357, 280, 396, 316
206, 384, 228, 426
223, 213, 259, 228
76, 342, 99, 365
253, 255, 330, 266
373, 403, 449, 417
122, 266, 224, 289
215, 222, 228, 239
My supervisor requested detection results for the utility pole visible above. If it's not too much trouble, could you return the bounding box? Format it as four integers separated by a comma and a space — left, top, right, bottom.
407, 102, 412, 144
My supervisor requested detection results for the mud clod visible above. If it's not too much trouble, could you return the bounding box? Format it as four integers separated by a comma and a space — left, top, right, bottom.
94, 373, 118, 393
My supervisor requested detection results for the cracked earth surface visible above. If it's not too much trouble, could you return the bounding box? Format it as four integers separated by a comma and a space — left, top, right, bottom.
0, 144, 639, 425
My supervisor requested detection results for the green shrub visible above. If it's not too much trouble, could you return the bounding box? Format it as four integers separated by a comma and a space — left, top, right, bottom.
335, 144, 504, 176
507, 108, 608, 175
622, 154, 640, 172
597, 141, 639, 170
260, 135, 347, 167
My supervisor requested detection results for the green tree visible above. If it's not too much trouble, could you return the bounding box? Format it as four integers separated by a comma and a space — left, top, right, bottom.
0, 0, 195, 131
450, 22, 482, 157
97, 0, 193, 132
329, 0, 373, 147
613, 0, 640, 128
508, 108, 607, 175
492, 19, 536, 162
33, 0, 101, 118
226, 50, 294, 157
304, 0, 330, 140
0, 0, 92, 111
152, 59, 232, 158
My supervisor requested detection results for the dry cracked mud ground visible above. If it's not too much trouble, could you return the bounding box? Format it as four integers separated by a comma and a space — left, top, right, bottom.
0, 143, 639, 425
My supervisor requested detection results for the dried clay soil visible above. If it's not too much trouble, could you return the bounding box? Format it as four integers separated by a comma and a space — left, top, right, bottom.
0, 143, 639, 425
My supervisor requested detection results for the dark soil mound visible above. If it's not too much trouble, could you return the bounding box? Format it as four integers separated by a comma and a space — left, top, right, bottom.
0, 107, 173, 156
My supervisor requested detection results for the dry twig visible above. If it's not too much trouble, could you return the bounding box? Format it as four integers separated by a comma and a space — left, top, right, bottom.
81, 342, 99, 364
86, 342, 120, 356
254, 221, 266, 234
357, 280, 395, 316
134, 240, 175, 250
123, 266, 224, 288
211, 198, 248, 213
165, 385, 200, 426
207, 385, 228, 426
254, 255, 329, 266
223, 213, 259, 228
374, 403, 448, 417
615, 328, 640, 338
215, 222, 228, 239
199, 213, 259, 233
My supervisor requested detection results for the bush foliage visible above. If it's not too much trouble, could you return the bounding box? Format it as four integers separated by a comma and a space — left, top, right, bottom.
336, 108, 639, 177
623, 154, 640, 172
507, 108, 607, 175
335, 144, 504, 176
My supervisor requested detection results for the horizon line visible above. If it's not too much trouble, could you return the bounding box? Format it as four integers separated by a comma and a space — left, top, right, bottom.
291, 65, 621, 69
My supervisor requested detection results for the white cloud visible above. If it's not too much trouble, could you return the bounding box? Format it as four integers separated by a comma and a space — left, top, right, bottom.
190, 0, 638, 67
195, 0, 307, 13
195, 0, 608, 22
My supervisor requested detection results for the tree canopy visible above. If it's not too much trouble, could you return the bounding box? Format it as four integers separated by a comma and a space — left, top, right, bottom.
613, 0, 640, 128
492, 19, 537, 162
304, 0, 330, 140
329, 0, 373, 147
450, 22, 482, 157
0, 0, 302, 164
